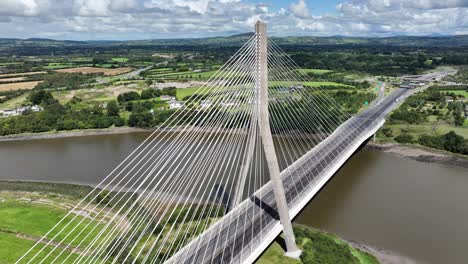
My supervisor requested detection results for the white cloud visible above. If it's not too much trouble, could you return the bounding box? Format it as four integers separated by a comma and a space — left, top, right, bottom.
0, 0, 41, 16
289, 0, 310, 19
74, 0, 111, 17
0, 0, 468, 39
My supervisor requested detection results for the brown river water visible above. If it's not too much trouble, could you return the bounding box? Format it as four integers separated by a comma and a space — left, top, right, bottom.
0, 132, 467, 263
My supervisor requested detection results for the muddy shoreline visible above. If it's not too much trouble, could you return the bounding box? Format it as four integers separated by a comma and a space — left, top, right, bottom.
0, 127, 149, 142
365, 142, 468, 169
348, 240, 422, 264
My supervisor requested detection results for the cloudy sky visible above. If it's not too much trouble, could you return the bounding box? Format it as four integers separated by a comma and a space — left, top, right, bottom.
1, 0, 468, 40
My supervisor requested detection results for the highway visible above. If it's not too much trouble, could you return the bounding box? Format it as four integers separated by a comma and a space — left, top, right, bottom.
166, 86, 411, 264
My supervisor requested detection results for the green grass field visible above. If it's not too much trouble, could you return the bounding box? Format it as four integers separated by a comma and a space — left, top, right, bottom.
0, 182, 127, 263
299, 68, 333, 74
44, 63, 75, 69
149, 70, 219, 80
176, 87, 208, 100
0, 200, 114, 249
0, 232, 85, 263
270, 81, 354, 88
441, 89, 468, 97
111, 58, 129, 63
387, 123, 468, 138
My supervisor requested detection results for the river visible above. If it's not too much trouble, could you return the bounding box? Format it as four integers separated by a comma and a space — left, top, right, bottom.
0, 132, 467, 263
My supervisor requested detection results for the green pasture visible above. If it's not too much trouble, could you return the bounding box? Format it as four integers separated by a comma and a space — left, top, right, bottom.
44, 63, 74, 69
0, 200, 115, 248
0, 232, 85, 263
270, 81, 354, 88
441, 89, 468, 97
299, 68, 333, 74
176, 87, 209, 100
111, 58, 129, 63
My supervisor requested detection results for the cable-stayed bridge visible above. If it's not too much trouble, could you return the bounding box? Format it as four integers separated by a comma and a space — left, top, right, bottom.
17, 21, 409, 264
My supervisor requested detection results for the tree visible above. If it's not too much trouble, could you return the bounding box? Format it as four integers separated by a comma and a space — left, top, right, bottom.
394, 133, 414, 144
28, 90, 57, 106
117, 91, 140, 103
454, 113, 465, 126
106, 100, 120, 116
442, 131, 465, 153
128, 112, 153, 128
141, 89, 157, 100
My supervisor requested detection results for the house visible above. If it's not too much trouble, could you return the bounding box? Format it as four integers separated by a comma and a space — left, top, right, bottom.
445, 96, 454, 103
200, 100, 212, 109
220, 101, 238, 108
160, 95, 175, 101
169, 99, 185, 109
277, 87, 290, 93
292, 84, 304, 91
1, 105, 43, 117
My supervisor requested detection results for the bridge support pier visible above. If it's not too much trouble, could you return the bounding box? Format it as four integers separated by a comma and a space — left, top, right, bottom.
255, 21, 302, 259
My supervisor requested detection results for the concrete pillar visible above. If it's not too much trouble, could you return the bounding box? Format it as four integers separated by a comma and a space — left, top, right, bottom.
255, 21, 301, 259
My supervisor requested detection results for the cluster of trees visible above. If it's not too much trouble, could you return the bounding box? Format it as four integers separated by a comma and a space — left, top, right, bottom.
395, 131, 468, 155
389, 108, 427, 124
390, 87, 466, 127
290, 50, 437, 76
35, 72, 96, 90
127, 104, 174, 128
0, 91, 124, 136
331, 90, 376, 114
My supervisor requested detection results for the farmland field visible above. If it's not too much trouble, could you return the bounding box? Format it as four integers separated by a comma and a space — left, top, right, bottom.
440, 89, 468, 97
55, 67, 132, 76
299, 68, 333, 74
111, 57, 129, 62
0, 81, 42, 92
269, 81, 354, 88
176, 87, 207, 100
0, 72, 47, 78
44, 63, 75, 69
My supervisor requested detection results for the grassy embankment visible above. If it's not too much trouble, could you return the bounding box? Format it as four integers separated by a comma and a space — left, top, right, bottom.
0, 181, 125, 263
258, 226, 379, 264
0, 181, 380, 264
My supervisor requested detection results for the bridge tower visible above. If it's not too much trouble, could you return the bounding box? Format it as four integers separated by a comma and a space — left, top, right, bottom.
255, 21, 302, 259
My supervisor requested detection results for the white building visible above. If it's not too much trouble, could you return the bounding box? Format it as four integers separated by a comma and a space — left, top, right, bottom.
1, 105, 43, 117
169, 99, 185, 109
220, 101, 238, 108
200, 100, 212, 109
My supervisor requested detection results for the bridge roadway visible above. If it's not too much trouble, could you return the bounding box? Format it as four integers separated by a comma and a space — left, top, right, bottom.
167, 88, 409, 264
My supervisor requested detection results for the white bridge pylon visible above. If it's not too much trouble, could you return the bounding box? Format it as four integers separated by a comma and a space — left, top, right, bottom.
17, 21, 355, 264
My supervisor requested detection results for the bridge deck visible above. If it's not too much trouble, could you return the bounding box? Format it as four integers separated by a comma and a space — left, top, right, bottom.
167, 88, 408, 264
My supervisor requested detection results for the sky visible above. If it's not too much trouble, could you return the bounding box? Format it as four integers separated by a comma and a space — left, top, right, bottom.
1, 0, 468, 40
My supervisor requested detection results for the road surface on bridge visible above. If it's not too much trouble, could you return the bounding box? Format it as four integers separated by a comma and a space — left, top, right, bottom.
167, 87, 409, 264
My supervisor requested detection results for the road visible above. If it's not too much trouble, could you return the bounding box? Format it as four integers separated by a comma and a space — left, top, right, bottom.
96, 65, 153, 84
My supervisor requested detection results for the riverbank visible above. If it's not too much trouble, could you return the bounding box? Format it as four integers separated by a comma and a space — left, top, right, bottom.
0, 126, 149, 142
348, 241, 421, 264
366, 142, 468, 169
258, 224, 418, 264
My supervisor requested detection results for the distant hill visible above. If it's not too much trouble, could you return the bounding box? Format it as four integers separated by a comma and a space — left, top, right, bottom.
1, 34, 468, 56
2, 34, 468, 48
